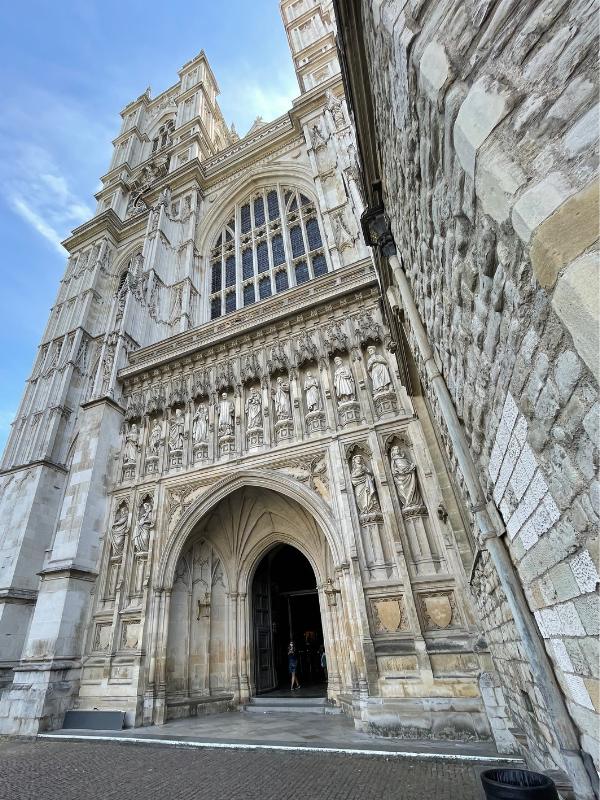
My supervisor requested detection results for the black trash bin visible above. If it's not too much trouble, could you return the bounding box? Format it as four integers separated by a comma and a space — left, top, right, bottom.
481, 768, 559, 800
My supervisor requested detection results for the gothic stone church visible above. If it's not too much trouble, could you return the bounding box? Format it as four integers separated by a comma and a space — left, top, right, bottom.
0, 0, 541, 747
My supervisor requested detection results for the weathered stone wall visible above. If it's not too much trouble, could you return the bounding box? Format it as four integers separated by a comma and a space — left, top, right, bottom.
360, 0, 599, 777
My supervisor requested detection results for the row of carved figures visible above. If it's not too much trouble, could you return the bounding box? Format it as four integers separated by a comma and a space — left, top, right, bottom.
122, 346, 398, 471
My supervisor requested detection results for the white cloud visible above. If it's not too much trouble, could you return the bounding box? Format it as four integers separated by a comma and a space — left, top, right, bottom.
3, 144, 94, 256
218, 70, 299, 135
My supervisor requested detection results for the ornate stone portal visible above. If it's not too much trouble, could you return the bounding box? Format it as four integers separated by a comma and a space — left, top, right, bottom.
0, 2, 491, 745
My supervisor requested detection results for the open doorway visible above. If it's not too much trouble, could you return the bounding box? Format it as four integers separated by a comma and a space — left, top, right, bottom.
252, 544, 326, 696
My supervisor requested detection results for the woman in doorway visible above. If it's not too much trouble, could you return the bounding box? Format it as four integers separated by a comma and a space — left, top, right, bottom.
288, 642, 300, 691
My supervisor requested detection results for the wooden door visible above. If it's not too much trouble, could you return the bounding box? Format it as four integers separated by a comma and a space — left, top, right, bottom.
253, 564, 276, 693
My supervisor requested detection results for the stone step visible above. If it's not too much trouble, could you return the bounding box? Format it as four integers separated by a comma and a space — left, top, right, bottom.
245, 696, 341, 715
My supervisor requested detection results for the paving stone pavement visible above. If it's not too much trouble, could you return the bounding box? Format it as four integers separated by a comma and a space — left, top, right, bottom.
0, 739, 491, 800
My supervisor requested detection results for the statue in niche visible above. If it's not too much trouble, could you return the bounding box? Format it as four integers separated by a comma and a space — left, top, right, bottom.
217, 392, 235, 436
245, 388, 263, 430
311, 122, 327, 151
272, 377, 291, 420
390, 446, 425, 513
366, 346, 392, 395
304, 372, 322, 412
333, 357, 355, 403
110, 502, 129, 557
350, 454, 381, 517
133, 497, 153, 553
169, 408, 185, 452
149, 419, 162, 455
192, 404, 209, 444
123, 423, 139, 463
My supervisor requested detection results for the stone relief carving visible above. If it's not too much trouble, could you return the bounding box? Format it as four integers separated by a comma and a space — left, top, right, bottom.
303, 372, 322, 412
311, 122, 328, 151
332, 211, 354, 252
267, 341, 289, 375
294, 331, 319, 366
278, 455, 329, 502
272, 377, 291, 421
245, 388, 263, 431
350, 454, 381, 520
333, 357, 355, 403
123, 423, 140, 464
241, 352, 263, 385
217, 392, 235, 435
192, 404, 209, 444
366, 347, 392, 396
133, 496, 154, 554
168, 408, 186, 466
390, 446, 426, 517
371, 597, 409, 634
418, 592, 458, 630
326, 89, 346, 129
110, 501, 129, 557
324, 320, 348, 356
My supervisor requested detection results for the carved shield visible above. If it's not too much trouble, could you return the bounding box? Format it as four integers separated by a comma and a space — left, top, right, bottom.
423, 595, 453, 628
375, 599, 403, 633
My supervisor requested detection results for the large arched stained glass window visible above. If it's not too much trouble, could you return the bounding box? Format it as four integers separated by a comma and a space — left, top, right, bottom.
208, 186, 329, 320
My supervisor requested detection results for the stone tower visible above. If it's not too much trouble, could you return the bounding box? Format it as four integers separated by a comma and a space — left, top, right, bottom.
0, 3, 502, 745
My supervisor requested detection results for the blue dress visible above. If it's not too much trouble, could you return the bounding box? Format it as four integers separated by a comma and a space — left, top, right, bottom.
288, 654, 298, 674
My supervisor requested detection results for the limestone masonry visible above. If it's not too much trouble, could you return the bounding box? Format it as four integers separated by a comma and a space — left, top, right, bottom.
0, 2, 598, 798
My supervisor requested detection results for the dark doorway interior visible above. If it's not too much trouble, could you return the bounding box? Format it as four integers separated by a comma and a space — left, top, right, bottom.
252, 544, 326, 694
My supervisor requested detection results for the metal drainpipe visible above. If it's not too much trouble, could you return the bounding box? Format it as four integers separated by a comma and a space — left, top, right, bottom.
386, 249, 596, 800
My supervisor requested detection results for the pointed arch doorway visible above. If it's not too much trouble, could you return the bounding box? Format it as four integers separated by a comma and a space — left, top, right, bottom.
252, 544, 326, 695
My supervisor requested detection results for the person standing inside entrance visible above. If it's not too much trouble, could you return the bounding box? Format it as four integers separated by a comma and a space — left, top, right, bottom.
319, 645, 327, 682
288, 642, 300, 691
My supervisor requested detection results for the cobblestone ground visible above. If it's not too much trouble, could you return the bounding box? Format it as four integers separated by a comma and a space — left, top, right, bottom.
0, 739, 490, 800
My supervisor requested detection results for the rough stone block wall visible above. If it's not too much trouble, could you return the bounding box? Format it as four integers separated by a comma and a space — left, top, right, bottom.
360, 0, 599, 775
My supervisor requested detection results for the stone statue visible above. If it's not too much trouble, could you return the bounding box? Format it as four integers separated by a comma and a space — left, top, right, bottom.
272, 377, 291, 420
333, 357, 355, 403
110, 503, 129, 557
124, 423, 139, 463
133, 498, 153, 553
367, 346, 392, 395
149, 420, 162, 455
350, 454, 381, 516
192, 404, 209, 444
304, 372, 322, 412
245, 388, 263, 430
217, 392, 234, 436
168, 408, 185, 452
390, 446, 424, 511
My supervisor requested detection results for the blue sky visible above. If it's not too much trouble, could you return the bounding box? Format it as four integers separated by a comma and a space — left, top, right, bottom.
0, 1, 298, 453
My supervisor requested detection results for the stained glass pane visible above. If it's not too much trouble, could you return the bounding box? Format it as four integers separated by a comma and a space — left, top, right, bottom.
244, 283, 255, 306
289, 196, 298, 212
211, 262, 222, 293
225, 256, 236, 287
211, 297, 221, 319
257, 241, 269, 272
254, 196, 265, 227
290, 225, 305, 258
275, 270, 289, 292
242, 248, 254, 279
295, 261, 309, 284
267, 190, 280, 220
312, 253, 327, 277
300, 194, 311, 206
306, 218, 322, 251
271, 234, 285, 266
259, 277, 272, 299
225, 291, 236, 314
240, 204, 251, 234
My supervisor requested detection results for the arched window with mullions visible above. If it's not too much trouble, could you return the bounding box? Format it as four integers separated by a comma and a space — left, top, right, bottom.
208, 186, 330, 320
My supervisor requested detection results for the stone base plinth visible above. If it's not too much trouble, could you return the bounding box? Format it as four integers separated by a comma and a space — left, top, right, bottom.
305, 410, 326, 433
246, 427, 264, 449
193, 443, 209, 462
145, 456, 159, 475
338, 400, 361, 427
219, 434, 236, 456
122, 463, 135, 481
274, 418, 294, 443
169, 449, 183, 468
373, 389, 398, 416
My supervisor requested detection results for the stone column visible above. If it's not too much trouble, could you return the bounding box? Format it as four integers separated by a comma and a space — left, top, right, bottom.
238, 593, 250, 702
154, 589, 172, 725
228, 592, 239, 699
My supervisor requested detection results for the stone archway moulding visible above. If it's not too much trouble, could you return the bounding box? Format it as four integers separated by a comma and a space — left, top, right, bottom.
157, 468, 345, 589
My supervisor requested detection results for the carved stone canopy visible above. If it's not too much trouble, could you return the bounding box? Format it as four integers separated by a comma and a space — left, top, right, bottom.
322, 320, 348, 357
125, 392, 143, 422
294, 331, 319, 367
191, 369, 211, 400
146, 384, 166, 415
355, 310, 381, 347
267, 341, 289, 375
241, 351, 263, 385
215, 361, 236, 393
